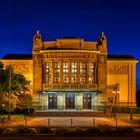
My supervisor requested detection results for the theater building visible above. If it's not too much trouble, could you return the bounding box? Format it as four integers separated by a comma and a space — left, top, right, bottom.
1, 31, 138, 112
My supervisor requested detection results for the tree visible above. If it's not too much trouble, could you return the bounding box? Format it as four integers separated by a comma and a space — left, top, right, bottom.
0, 63, 31, 119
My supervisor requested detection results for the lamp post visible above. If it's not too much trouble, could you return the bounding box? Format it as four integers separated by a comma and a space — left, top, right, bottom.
21, 90, 29, 126
24, 91, 29, 126
112, 83, 120, 119
8, 64, 12, 121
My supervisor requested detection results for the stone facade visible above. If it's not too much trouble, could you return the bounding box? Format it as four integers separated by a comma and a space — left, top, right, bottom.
0, 31, 138, 111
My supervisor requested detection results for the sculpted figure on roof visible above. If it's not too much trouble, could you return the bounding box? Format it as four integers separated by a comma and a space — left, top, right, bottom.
33, 30, 42, 46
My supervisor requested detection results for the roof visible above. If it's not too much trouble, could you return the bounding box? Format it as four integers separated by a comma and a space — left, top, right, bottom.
108, 54, 137, 60
2, 54, 32, 60
1, 54, 137, 61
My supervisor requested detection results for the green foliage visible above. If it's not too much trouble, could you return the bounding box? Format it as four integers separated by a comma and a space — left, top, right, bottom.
0, 64, 31, 112
116, 126, 135, 135
0, 126, 138, 136
86, 127, 100, 136
0, 127, 6, 134
3, 128, 16, 134
14, 125, 29, 134
96, 124, 113, 135
35, 126, 51, 134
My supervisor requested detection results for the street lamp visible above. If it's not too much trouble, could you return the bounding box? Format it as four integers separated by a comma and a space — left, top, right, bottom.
112, 83, 120, 119
21, 90, 29, 126
8, 63, 12, 121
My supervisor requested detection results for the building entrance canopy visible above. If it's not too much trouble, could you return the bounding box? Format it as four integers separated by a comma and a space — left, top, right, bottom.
37, 89, 99, 111
40, 88, 98, 94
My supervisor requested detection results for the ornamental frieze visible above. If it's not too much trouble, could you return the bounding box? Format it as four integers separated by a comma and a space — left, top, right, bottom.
108, 65, 128, 74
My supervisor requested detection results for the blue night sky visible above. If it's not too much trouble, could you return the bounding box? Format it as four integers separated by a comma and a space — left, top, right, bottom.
0, 0, 140, 81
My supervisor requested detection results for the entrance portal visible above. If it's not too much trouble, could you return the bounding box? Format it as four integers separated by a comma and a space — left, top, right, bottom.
66, 93, 75, 109
48, 93, 57, 109
83, 93, 91, 109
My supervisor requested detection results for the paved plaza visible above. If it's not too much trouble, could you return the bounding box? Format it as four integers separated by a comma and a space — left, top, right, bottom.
1, 116, 134, 127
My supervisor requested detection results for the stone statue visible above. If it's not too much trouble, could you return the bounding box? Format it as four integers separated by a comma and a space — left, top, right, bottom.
33, 30, 42, 45
113, 83, 120, 92
97, 32, 107, 52
98, 32, 106, 45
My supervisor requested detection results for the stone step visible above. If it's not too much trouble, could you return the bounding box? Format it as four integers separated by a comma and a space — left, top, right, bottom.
33, 111, 107, 117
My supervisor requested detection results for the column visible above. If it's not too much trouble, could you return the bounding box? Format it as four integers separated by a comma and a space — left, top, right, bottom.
69, 60, 71, 84
94, 62, 97, 84
64, 93, 66, 110
60, 60, 63, 84
42, 62, 46, 83
86, 61, 89, 84
51, 60, 54, 84
78, 61, 80, 84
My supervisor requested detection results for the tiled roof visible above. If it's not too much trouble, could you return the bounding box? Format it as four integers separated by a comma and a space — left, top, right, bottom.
108, 54, 137, 60
2, 54, 32, 60
1, 54, 137, 61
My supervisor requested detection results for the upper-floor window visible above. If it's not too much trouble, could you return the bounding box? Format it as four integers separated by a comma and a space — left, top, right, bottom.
54, 62, 60, 84
89, 62, 95, 84
46, 62, 51, 84
80, 62, 87, 84
71, 62, 78, 84
63, 62, 69, 83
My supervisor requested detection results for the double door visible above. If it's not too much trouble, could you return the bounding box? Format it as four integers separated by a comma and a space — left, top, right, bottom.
48, 93, 57, 109
83, 93, 91, 109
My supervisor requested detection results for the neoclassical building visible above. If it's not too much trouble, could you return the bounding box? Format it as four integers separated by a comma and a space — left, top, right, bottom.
1, 31, 138, 112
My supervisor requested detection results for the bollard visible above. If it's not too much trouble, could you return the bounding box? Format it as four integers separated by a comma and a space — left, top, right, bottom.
25, 117, 27, 126
138, 120, 140, 128
71, 118, 72, 127
130, 113, 133, 121
93, 118, 95, 127
130, 107, 133, 121
1, 118, 5, 126
48, 118, 50, 127
115, 118, 117, 128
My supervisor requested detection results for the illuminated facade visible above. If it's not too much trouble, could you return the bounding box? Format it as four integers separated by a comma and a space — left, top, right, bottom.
1, 31, 138, 112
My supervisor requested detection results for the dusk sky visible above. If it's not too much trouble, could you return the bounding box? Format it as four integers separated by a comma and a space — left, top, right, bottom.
0, 0, 140, 80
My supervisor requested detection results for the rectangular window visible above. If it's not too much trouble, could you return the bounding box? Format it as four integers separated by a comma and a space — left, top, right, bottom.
80, 62, 87, 84
54, 62, 60, 84
71, 62, 78, 84
89, 62, 95, 84
63, 62, 69, 83
46, 62, 51, 84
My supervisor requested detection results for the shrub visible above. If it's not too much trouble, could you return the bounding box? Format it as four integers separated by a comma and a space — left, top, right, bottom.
0, 127, 6, 134
116, 127, 135, 135
54, 128, 67, 136
86, 127, 100, 136
14, 125, 29, 134
97, 124, 112, 136
3, 128, 16, 134
35, 126, 51, 134
27, 128, 37, 134
68, 127, 86, 136
54, 127, 86, 136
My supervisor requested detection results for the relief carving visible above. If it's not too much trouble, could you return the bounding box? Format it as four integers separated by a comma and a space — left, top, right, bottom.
108, 65, 128, 74
13, 64, 32, 73
99, 55, 106, 63
34, 54, 39, 61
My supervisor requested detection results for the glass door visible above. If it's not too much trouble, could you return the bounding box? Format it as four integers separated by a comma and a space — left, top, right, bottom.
83, 93, 91, 109
66, 93, 75, 109
48, 93, 57, 109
